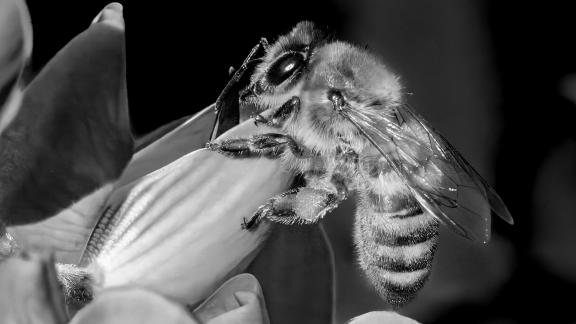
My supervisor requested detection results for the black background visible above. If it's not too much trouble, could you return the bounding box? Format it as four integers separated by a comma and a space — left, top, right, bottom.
25, 1, 576, 323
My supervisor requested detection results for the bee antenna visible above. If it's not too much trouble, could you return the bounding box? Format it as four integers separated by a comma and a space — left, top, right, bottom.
244, 58, 263, 66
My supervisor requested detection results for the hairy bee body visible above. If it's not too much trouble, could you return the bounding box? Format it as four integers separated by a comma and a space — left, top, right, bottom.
275, 122, 440, 306
209, 21, 512, 308
209, 22, 440, 307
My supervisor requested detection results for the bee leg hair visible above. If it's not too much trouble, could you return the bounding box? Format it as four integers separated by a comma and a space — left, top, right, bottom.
242, 187, 342, 229
251, 96, 300, 128
270, 96, 300, 126
207, 133, 305, 159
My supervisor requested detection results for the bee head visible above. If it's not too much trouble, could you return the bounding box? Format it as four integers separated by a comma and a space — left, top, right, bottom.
240, 21, 323, 109
243, 22, 403, 154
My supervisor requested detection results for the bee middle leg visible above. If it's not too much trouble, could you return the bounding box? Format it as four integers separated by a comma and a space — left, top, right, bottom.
242, 186, 343, 229
252, 96, 300, 128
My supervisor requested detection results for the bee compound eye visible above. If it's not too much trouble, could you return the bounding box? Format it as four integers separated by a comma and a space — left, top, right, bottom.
266, 52, 305, 86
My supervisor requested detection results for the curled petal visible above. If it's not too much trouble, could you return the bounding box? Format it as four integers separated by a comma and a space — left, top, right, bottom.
0, 9, 132, 226
69, 288, 197, 324
6, 100, 218, 264
0, 0, 32, 133
0, 253, 68, 324
7, 185, 114, 264
120, 106, 217, 187
348, 311, 421, 324
78, 118, 293, 306
193, 273, 269, 324
204, 291, 267, 324
91, 2, 125, 30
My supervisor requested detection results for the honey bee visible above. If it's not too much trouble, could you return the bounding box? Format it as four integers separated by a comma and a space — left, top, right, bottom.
207, 21, 514, 307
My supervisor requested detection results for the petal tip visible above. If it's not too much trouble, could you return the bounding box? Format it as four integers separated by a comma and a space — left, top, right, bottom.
91, 2, 124, 30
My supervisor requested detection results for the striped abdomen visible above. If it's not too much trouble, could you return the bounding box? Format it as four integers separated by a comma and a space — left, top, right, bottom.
354, 174, 439, 307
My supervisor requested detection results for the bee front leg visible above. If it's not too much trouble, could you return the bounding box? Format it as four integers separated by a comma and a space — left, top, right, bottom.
207, 133, 305, 159
242, 187, 343, 229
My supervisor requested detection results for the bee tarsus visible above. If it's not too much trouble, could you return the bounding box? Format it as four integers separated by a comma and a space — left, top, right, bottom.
241, 216, 257, 230
252, 114, 269, 126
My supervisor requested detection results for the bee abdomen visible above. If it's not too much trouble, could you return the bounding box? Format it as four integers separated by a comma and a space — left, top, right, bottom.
355, 190, 439, 308
377, 248, 434, 272
372, 223, 438, 247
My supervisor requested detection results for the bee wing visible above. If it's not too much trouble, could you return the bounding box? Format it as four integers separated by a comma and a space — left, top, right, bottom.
357, 104, 512, 243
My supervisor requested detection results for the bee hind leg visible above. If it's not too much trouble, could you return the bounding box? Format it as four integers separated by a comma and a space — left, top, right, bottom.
242, 187, 342, 229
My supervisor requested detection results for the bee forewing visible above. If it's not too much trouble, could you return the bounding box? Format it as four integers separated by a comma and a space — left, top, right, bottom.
411, 178, 492, 243
354, 103, 511, 243
487, 186, 514, 225
396, 106, 513, 223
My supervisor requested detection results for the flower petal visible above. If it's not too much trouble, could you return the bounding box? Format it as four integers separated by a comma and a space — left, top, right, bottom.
69, 288, 198, 324
348, 311, 421, 324
4, 101, 218, 263
91, 3, 124, 30
0, 12, 132, 226
204, 291, 267, 324
7, 185, 114, 264
193, 273, 269, 324
78, 118, 293, 306
0, 0, 32, 133
0, 253, 68, 324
